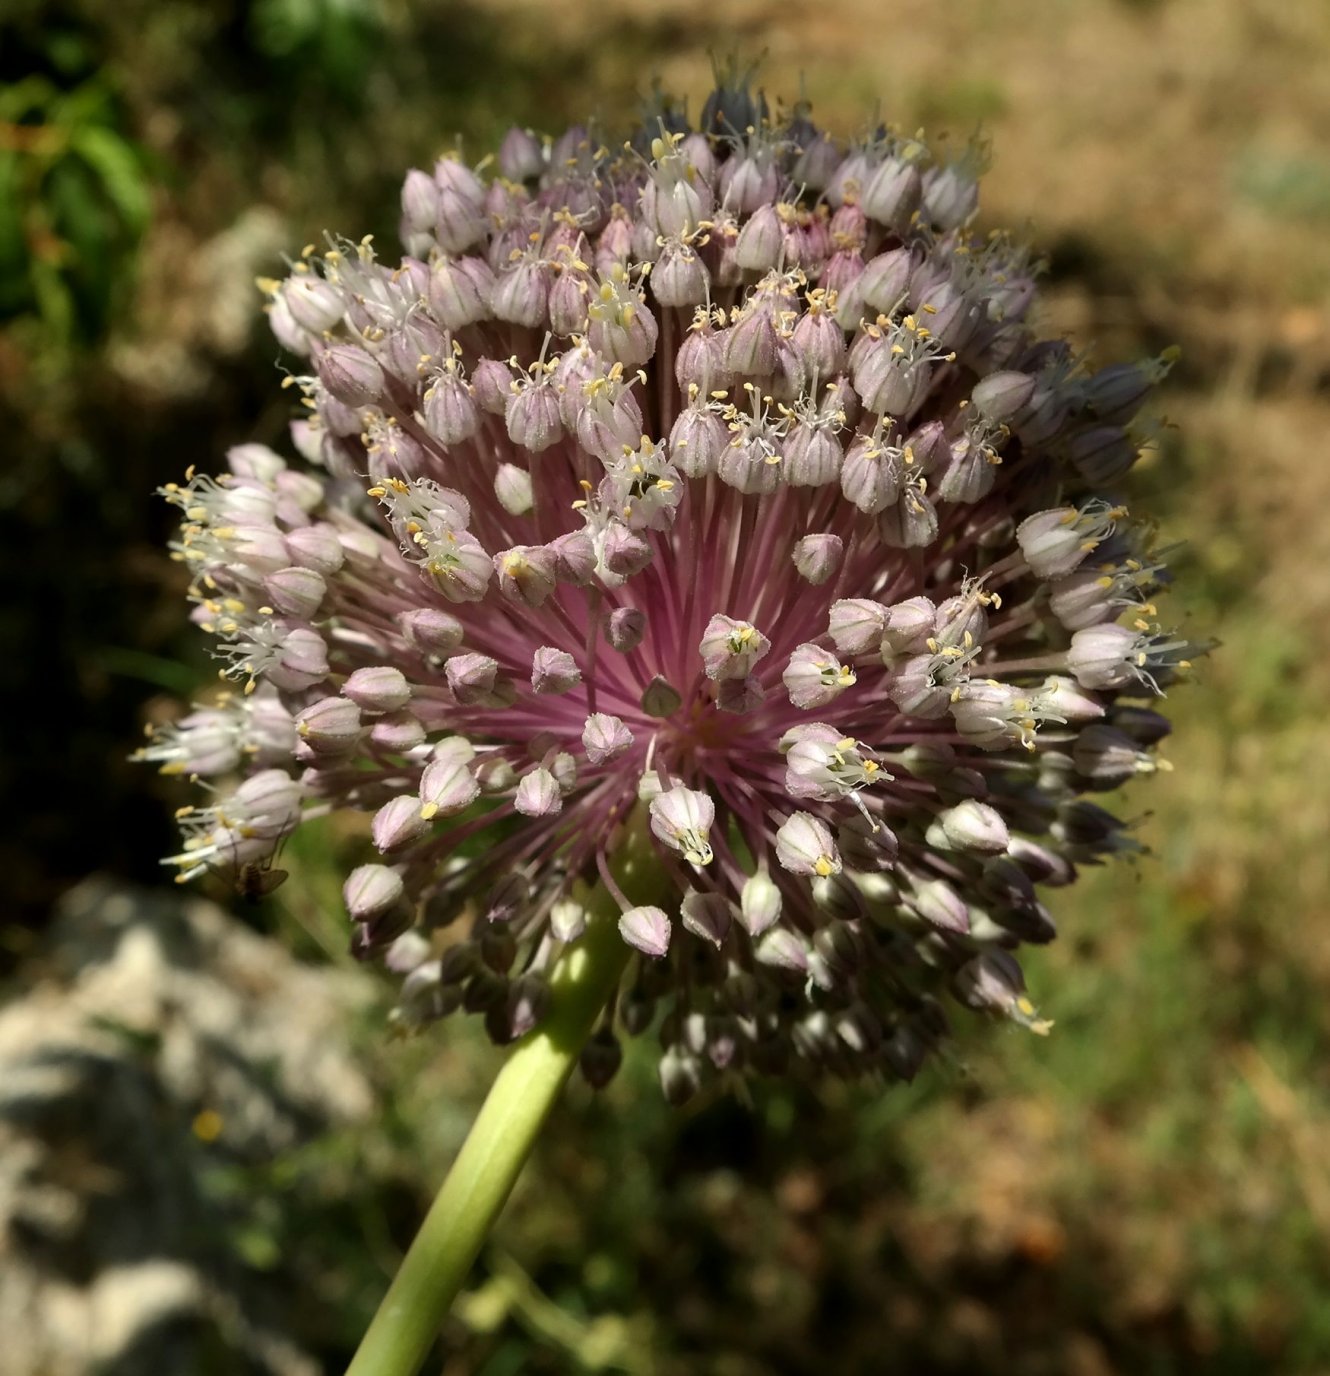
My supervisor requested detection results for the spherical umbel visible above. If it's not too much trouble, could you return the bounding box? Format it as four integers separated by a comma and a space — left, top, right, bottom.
141, 75, 1200, 1099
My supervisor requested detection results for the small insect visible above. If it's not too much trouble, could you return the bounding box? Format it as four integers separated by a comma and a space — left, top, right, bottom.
233, 858, 289, 904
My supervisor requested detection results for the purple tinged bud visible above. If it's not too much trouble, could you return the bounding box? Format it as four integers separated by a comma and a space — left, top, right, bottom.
739, 869, 782, 936
792, 533, 844, 585
723, 307, 780, 377
858, 248, 913, 314
783, 421, 843, 486
474, 756, 516, 794
580, 1027, 623, 1089
401, 169, 440, 232
972, 370, 1036, 423
734, 204, 785, 272
640, 675, 682, 718
755, 928, 810, 974
881, 596, 936, 658
423, 373, 480, 447
549, 267, 592, 335
446, 652, 499, 704
794, 131, 842, 190
791, 306, 849, 379
669, 404, 727, 479
227, 442, 285, 482
861, 155, 923, 230
515, 767, 562, 816
398, 607, 464, 656
470, 356, 514, 415
1072, 724, 1158, 787
531, 646, 581, 695
681, 892, 733, 947
953, 950, 1052, 1032
1036, 674, 1105, 723
505, 381, 564, 452
550, 898, 587, 943
879, 481, 939, 549
1067, 425, 1137, 485
282, 274, 345, 334
264, 626, 329, 692
606, 607, 646, 652
783, 642, 856, 709
549, 530, 596, 586
775, 812, 841, 878
284, 524, 344, 576
434, 189, 485, 257
1085, 356, 1171, 425
649, 786, 715, 865
938, 800, 1011, 854
1112, 706, 1173, 744
907, 877, 970, 933
494, 545, 557, 608
343, 666, 411, 714
373, 794, 431, 853
699, 614, 770, 680
498, 126, 544, 181
492, 261, 550, 328
317, 344, 384, 408
419, 745, 479, 819
619, 905, 672, 958
371, 711, 426, 752
344, 863, 404, 921
716, 675, 765, 714
828, 598, 890, 657
1017, 507, 1095, 578
262, 566, 326, 619
1066, 624, 1146, 691
494, 463, 534, 516
841, 432, 906, 513
582, 713, 634, 765
595, 524, 649, 579
295, 696, 362, 756
651, 239, 710, 308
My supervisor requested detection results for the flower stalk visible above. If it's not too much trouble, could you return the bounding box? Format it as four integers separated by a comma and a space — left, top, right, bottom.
345, 816, 655, 1376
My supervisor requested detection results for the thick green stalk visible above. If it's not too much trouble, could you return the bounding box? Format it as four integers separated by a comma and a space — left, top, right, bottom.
344, 825, 656, 1376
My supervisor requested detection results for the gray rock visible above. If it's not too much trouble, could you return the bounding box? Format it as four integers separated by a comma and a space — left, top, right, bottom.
0, 877, 376, 1376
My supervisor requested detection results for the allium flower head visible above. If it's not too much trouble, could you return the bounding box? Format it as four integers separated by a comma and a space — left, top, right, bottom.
140, 73, 1200, 1099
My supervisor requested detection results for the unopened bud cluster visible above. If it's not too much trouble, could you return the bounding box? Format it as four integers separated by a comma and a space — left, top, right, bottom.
139, 71, 1198, 1099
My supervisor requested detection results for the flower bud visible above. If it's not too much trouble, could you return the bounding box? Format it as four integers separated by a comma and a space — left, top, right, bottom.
650, 786, 715, 865
699, 614, 770, 680
514, 767, 562, 816
775, 813, 841, 877
343, 666, 412, 714
419, 745, 479, 819
446, 652, 500, 704
494, 463, 534, 515
681, 892, 733, 947
582, 712, 634, 764
295, 696, 363, 756
619, 905, 672, 958
641, 675, 683, 718
531, 646, 581, 695
262, 566, 326, 619
792, 533, 844, 585
344, 863, 404, 922
317, 344, 384, 408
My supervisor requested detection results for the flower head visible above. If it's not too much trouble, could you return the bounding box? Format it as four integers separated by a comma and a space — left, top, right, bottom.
141, 77, 1200, 1098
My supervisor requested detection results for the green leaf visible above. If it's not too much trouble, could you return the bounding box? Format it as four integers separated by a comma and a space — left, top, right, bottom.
70, 124, 152, 234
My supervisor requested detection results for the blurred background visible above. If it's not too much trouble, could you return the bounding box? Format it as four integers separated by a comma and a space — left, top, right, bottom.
2, 0, 1329, 1371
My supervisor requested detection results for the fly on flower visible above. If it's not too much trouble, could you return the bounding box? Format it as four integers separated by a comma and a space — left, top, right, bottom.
139, 62, 1201, 1101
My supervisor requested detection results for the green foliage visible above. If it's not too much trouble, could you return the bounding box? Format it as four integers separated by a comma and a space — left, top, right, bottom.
0, 71, 152, 345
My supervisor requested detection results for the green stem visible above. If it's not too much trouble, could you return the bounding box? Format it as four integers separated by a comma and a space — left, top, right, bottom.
345, 825, 656, 1376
